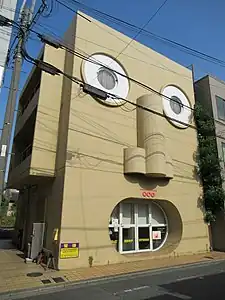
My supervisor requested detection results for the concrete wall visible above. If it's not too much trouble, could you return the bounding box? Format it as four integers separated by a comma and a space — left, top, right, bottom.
41, 16, 77, 261
207, 77, 225, 180
11, 12, 210, 270
195, 76, 225, 251
55, 13, 208, 269
195, 76, 225, 186
30, 46, 65, 177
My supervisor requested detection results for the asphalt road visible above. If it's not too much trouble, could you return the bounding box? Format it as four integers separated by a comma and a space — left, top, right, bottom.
13, 259, 225, 300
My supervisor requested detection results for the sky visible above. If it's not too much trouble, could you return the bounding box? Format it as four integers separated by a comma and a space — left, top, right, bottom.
0, 0, 225, 145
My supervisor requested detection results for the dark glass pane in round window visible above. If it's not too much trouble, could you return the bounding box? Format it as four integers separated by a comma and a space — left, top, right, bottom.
170, 96, 183, 114
97, 67, 117, 90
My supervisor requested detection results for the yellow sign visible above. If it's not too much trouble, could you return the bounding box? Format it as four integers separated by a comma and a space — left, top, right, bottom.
60, 243, 79, 259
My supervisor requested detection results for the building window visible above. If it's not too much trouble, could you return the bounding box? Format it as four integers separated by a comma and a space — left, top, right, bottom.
97, 67, 117, 90
83, 53, 129, 106
222, 143, 225, 165
109, 201, 168, 253
170, 96, 183, 115
162, 85, 191, 129
216, 96, 225, 121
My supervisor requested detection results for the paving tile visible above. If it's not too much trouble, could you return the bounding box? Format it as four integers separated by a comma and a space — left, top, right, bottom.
0, 251, 225, 295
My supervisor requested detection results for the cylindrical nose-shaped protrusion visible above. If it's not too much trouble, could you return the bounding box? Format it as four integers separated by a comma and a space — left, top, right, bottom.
137, 94, 166, 177
124, 147, 146, 174
166, 153, 174, 179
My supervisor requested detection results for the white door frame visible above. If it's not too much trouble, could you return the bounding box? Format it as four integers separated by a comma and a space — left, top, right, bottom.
118, 201, 167, 254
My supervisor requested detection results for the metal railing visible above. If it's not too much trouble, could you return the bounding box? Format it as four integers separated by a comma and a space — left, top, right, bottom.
19, 84, 40, 117
11, 144, 32, 169
20, 144, 32, 163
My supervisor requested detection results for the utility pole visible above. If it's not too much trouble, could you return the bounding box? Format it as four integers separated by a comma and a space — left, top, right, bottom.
0, 6, 32, 209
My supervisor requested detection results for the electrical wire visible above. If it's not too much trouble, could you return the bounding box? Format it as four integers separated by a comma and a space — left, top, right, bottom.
14, 23, 223, 131
18, 43, 223, 138
31, 2, 225, 112
56, 0, 225, 68
5, 15, 225, 138
41, 0, 54, 17
113, 0, 169, 60
76, 0, 169, 96
30, 18, 225, 93
32, 28, 196, 114
6, 12, 225, 141
34, 22, 195, 82
34, 21, 225, 100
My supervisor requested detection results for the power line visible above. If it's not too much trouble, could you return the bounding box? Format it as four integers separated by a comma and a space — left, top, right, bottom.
19, 41, 223, 139
114, 0, 169, 60
27, 26, 194, 114
6, 8, 225, 140
32, 24, 225, 95
81, 0, 169, 93
34, 22, 193, 81
55, 0, 225, 68
21, 25, 225, 130
30, 13, 225, 90
11, 17, 225, 134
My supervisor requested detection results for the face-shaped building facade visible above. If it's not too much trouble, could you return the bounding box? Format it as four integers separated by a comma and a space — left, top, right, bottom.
9, 13, 209, 269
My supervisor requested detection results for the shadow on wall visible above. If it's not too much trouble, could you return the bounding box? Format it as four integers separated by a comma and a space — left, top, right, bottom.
192, 150, 202, 184
111, 194, 183, 256
124, 175, 183, 255
157, 200, 183, 255
124, 174, 169, 190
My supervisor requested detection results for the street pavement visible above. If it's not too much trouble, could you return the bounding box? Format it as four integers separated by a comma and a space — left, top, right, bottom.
14, 259, 225, 300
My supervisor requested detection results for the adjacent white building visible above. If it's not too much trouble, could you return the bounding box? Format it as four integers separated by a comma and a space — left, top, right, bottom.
0, 0, 18, 87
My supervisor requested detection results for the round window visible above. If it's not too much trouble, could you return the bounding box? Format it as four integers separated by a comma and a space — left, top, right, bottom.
170, 96, 183, 114
97, 67, 117, 90
83, 53, 129, 106
162, 85, 192, 129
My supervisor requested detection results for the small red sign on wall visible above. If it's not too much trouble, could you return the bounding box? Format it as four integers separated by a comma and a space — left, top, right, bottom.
141, 190, 156, 198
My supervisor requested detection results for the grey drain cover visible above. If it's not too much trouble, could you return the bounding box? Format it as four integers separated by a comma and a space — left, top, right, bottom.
52, 277, 65, 283
27, 272, 43, 277
42, 279, 52, 284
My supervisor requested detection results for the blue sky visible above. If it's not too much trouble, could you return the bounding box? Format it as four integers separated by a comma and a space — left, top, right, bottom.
1, 0, 225, 129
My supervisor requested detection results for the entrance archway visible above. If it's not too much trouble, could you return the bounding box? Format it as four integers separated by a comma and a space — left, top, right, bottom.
109, 199, 168, 254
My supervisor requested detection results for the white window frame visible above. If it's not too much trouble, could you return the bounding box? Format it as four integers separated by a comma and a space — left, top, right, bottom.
109, 201, 168, 254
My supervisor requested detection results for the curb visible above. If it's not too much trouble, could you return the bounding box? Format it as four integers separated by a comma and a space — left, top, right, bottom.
1, 257, 225, 299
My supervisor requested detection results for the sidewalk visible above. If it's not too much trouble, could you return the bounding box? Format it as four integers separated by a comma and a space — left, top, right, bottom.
1, 250, 225, 297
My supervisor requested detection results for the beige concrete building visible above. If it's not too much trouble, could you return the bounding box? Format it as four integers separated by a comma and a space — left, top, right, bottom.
195, 75, 225, 251
8, 12, 209, 269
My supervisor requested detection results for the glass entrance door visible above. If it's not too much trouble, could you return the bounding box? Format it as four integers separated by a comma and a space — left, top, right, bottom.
137, 203, 152, 251
120, 202, 153, 253
110, 201, 167, 254
120, 203, 135, 252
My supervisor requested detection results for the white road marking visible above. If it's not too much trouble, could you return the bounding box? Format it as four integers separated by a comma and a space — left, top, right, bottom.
176, 275, 199, 282
114, 285, 150, 295
167, 292, 191, 299
176, 275, 205, 282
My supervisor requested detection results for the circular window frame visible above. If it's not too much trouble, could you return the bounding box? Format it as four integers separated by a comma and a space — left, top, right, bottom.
161, 85, 192, 129
81, 53, 130, 107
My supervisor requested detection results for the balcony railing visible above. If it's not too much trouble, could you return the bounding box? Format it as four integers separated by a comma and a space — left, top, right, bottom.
13, 144, 32, 168
19, 83, 40, 117
20, 144, 32, 163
